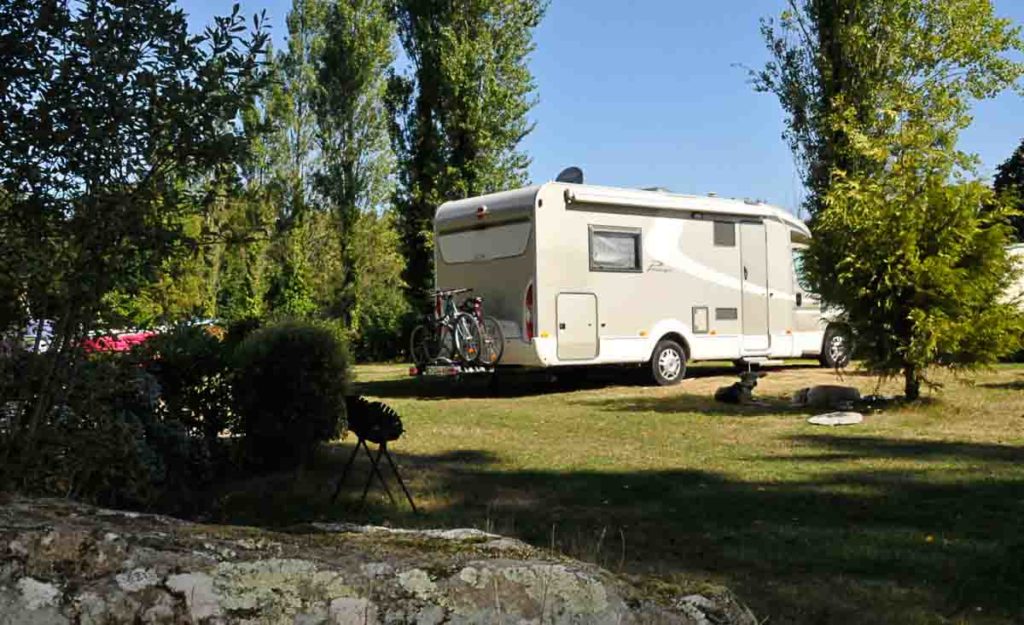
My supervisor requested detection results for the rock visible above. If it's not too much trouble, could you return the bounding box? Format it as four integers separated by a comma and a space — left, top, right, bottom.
807, 411, 864, 426
792, 385, 861, 409
0, 498, 757, 625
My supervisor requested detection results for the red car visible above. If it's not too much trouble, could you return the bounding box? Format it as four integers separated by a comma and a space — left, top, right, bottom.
81, 331, 156, 353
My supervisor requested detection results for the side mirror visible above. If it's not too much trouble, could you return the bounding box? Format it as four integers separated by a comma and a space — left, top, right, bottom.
796, 293, 803, 307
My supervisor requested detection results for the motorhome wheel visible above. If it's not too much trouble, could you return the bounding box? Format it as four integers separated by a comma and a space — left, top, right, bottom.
820, 325, 852, 369
650, 339, 686, 386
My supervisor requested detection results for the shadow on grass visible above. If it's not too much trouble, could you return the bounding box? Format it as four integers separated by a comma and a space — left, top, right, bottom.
354, 366, 651, 400
208, 435, 1024, 625
570, 391, 813, 417
355, 362, 829, 401
980, 379, 1024, 391
783, 434, 1024, 464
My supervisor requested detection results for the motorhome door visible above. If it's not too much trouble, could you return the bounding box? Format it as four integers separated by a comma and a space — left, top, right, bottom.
556, 292, 599, 360
740, 222, 770, 351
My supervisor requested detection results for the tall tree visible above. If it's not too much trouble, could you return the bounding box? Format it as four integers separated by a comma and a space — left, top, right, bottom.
756, 0, 1024, 399
994, 137, 1024, 240
260, 0, 329, 319
0, 0, 268, 476
316, 0, 396, 325
390, 0, 545, 302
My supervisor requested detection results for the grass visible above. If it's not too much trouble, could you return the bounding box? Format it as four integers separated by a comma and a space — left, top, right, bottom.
211, 361, 1024, 625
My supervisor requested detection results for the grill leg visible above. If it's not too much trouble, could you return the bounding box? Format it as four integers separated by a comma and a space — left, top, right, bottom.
359, 442, 397, 509
331, 438, 364, 503
381, 443, 418, 514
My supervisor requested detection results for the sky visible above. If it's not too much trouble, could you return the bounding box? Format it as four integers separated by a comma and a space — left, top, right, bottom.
179, 0, 1024, 215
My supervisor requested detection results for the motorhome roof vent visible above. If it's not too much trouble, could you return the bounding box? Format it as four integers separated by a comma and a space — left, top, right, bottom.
555, 166, 584, 184
642, 187, 671, 193
707, 192, 718, 197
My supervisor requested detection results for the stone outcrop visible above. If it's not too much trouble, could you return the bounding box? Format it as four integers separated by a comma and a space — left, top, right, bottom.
0, 498, 757, 625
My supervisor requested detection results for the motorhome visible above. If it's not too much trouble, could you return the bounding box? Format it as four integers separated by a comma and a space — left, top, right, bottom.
433, 181, 849, 385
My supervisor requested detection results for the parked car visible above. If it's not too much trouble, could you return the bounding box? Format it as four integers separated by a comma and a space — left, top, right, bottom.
81, 330, 157, 353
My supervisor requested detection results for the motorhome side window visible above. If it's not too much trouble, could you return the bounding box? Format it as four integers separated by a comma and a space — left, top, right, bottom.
713, 221, 736, 247
589, 226, 642, 272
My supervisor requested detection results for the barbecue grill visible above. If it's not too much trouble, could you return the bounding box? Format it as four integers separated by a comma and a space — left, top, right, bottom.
331, 396, 417, 513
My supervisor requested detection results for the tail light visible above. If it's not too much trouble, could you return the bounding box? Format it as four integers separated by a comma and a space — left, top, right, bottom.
524, 283, 534, 341
434, 294, 441, 317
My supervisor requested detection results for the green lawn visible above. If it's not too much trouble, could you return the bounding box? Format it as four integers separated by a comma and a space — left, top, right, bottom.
214, 362, 1024, 625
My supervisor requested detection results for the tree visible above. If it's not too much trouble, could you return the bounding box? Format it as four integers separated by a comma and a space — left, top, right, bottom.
0, 0, 268, 477
315, 0, 396, 326
346, 209, 409, 359
252, 0, 405, 340
390, 0, 546, 303
756, 0, 1024, 399
994, 138, 1024, 240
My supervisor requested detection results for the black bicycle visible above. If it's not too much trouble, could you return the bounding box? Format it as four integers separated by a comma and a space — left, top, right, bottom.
409, 288, 483, 366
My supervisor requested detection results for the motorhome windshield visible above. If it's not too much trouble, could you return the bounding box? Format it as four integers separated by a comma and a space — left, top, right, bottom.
437, 219, 532, 264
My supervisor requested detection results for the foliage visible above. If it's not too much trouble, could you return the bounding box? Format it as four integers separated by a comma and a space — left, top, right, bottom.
348, 210, 411, 360
316, 0, 397, 324
137, 324, 233, 442
994, 138, 1024, 240
754, 0, 1024, 215
1, 352, 209, 511
389, 0, 546, 303
219, 0, 407, 361
756, 0, 1024, 398
233, 320, 350, 468
0, 0, 269, 483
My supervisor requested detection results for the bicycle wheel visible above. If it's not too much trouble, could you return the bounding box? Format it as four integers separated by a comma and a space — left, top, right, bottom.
437, 324, 455, 361
479, 316, 505, 366
409, 324, 439, 365
452, 312, 483, 363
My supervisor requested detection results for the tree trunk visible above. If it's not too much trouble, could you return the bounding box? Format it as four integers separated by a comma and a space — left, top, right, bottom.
903, 364, 921, 401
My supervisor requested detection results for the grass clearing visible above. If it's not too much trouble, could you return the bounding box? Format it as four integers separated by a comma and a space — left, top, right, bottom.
213, 362, 1024, 625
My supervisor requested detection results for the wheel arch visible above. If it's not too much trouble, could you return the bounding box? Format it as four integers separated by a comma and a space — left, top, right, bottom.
653, 332, 691, 361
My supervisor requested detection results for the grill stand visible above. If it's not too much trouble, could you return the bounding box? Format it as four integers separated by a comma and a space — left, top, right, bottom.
331, 438, 418, 514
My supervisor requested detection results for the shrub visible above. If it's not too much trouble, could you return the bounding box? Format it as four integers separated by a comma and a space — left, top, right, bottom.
0, 342, 226, 513
233, 320, 350, 469
3, 354, 164, 508
137, 324, 232, 441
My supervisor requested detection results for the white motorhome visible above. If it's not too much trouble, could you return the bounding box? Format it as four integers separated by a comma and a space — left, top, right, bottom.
434, 182, 849, 385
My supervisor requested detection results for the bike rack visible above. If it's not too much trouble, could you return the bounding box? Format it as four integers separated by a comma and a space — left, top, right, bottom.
409, 360, 496, 378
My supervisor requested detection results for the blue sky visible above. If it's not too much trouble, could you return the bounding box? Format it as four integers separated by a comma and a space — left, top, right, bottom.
180, 0, 1024, 215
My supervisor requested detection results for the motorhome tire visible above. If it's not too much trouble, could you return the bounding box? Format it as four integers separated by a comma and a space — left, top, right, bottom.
820, 325, 852, 369
650, 340, 686, 386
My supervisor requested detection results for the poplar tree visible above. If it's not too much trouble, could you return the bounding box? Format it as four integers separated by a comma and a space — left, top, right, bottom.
756, 0, 1024, 399
390, 0, 546, 302
316, 0, 397, 325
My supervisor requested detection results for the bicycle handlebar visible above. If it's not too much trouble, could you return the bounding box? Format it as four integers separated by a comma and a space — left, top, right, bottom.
432, 287, 473, 296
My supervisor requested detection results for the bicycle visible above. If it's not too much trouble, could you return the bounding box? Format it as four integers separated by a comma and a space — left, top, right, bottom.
409, 288, 483, 366
459, 295, 505, 366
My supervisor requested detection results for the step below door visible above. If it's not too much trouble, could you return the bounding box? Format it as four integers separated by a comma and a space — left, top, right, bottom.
556, 292, 599, 360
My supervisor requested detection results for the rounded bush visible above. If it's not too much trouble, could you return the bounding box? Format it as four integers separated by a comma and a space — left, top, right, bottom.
233, 320, 349, 469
